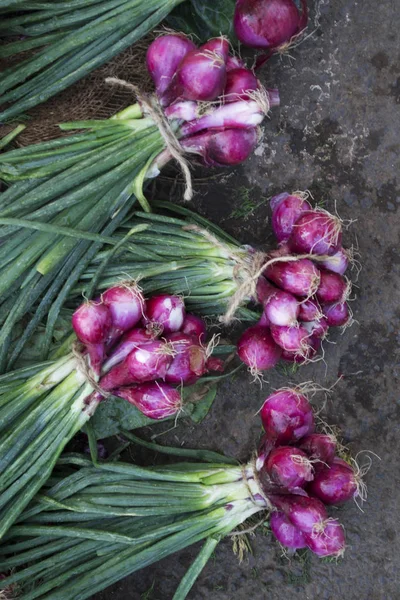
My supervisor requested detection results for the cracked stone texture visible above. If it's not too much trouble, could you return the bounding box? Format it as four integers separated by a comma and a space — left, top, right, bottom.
94, 0, 400, 598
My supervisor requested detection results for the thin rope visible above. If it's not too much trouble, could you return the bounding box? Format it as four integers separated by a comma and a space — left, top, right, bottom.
105, 77, 193, 201
71, 341, 112, 399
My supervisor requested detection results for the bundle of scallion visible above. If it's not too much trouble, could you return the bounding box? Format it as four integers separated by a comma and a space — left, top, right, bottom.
0, 386, 362, 599
0, 453, 264, 600
0, 0, 186, 121
0, 283, 237, 539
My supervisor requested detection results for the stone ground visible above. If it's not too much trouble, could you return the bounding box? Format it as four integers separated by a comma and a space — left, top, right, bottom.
94, 0, 400, 598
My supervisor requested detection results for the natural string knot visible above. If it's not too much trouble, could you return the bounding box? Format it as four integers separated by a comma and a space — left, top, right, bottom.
105, 77, 193, 201
71, 341, 112, 399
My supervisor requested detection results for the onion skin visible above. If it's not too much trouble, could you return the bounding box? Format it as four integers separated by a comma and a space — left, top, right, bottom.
308, 460, 358, 505
298, 298, 322, 322
270, 511, 307, 550
224, 68, 259, 102
104, 328, 156, 370
226, 55, 245, 71
100, 340, 174, 390
237, 325, 282, 372
298, 434, 337, 466
115, 382, 181, 420
161, 47, 226, 105
146, 34, 196, 96
145, 295, 185, 335
234, 0, 304, 50
322, 301, 350, 327
201, 37, 230, 62
102, 284, 144, 342
181, 128, 259, 167
266, 258, 321, 298
181, 314, 207, 341
318, 247, 349, 275
303, 317, 329, 339
269, 494, 328, 534
264, 290, 300, 327
280, 334, 320, 363
72, 301, 112, 375
265, 446, 314, 489
259, 389, 315, 445
289, 210, 342, 256
304, 519, 345, 557
164, 332, 207, 385
256, 276, 276, 304
316, 270, 349, 304
271, 192, 311, 243
270, 323, 311, 354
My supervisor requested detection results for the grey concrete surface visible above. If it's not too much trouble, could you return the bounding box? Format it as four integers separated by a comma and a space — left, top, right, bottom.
94, 0, 400, 598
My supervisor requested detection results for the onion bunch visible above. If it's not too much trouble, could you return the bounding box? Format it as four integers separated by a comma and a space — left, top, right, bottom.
0, 388, 368, 599
258, 387, 365, 556
0, 0, 187, 121
0, 290, 229, 539
236, 192, 354, 375
0, 34, 278, 373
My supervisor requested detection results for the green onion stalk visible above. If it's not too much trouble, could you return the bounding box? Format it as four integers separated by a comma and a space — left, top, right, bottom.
0, 0, 186, 121
0, 452, 270, 600
0, 330, 238, 540
74, 202, 263, 320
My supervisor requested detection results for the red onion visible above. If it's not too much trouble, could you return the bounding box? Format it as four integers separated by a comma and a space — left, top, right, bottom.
259, 388, 315, 445
72, 300, 112, 375
145, 294, 185, 335
164, 332, 207, 385
303, 317, 329, 339
181, 128, 259, 167
237, 325, 282, 375
160, 46, 226, 106
266, 258, 321, 297
180, 98, 267, 137
103, 328, 156, 370
100, 340, 174, 390
304, 519, 345, 557
289, 209, 342, 256
269, 494, 328, 535
205, 357, 225, 372
234, 0, 308, 51
102, 284, 144, 342
308, 458, 358, 505
318, 247, 349, 275
298, 433, 337, 465
264, 290, 300, 326
257, 311, 270, 327
322, 301, 351, 327
226, 55, 245, 71
146, 34, 196, 96
201, 37, 230, 62
270, 511, 307, 550
115, 382, 181, 420
256, 276, 276, 304
316, 270, 349, 304
224, 68, 259, 102
164, 100, 198, 121
270, 192, 311, 243
265, 446, 314, 489
280, 335, 320, 363
298, 298, 323, 322
181, 314, 207, 342
270, 323, 311, 356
